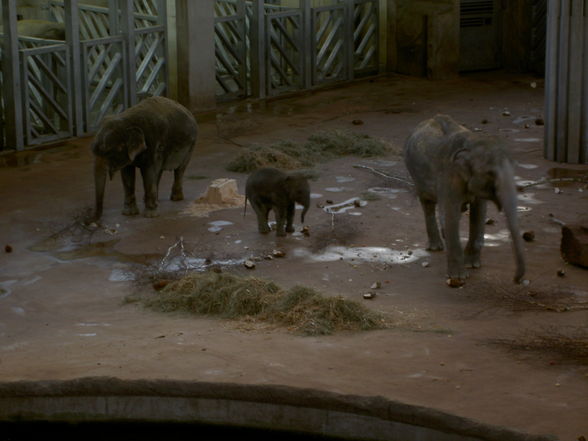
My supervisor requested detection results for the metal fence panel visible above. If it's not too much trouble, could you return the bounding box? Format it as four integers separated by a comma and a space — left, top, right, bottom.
544, 0, 587, 164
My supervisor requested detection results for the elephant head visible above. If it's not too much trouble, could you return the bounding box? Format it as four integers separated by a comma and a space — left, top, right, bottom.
452, 136, 526, 283
91, 123, 146, 220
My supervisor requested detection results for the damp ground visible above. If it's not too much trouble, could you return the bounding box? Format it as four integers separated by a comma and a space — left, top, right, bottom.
0, 71, 587, 440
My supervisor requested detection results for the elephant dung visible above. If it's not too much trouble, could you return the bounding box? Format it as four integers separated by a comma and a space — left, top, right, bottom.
560, 224, 588, 268
244, 260, 256, 269
272, 249, 286, 258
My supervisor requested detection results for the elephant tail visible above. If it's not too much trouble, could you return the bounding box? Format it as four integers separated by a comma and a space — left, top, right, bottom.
243, 195, 248, 217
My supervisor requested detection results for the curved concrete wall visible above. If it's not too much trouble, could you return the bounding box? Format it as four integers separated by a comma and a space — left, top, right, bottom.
0, 377, 558, 441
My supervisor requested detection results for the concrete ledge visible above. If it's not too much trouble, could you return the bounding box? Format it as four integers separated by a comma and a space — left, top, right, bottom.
0, 377, 558, 441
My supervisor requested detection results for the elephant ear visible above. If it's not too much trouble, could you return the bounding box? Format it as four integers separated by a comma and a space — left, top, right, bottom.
126, 127, 146, 162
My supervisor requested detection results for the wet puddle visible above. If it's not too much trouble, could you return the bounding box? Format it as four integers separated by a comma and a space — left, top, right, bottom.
293, 246, 429, 265
208, 220, 234, 233
366, 187, 407, 199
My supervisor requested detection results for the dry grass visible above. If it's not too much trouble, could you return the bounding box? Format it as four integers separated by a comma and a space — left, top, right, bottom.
491, 326, 588, 365
226, 129, 393, 173
138, 272, 389, 336
465, 276, 588, 313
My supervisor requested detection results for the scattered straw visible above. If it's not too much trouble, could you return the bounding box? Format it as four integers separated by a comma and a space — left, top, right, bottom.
465, 277, 588, 313
226, 129, 393, 173
490, 326, 588, 365
140, 272, 389, 336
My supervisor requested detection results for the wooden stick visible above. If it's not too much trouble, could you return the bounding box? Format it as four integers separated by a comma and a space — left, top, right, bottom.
352, 164, 414, 186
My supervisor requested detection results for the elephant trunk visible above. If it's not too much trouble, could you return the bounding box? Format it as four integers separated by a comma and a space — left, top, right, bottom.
496, 162, 526, 283
93, 156, 108, 220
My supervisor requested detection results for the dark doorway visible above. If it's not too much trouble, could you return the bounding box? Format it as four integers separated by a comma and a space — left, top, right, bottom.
459, 0, 502, 71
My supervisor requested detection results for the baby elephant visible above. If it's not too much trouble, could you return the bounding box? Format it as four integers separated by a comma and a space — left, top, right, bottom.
91, 96, 198, 220
245, 167, 311, 237
404, 114, 525, 286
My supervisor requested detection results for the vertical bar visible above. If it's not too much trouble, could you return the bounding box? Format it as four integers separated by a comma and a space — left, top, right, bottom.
582, 0, 588, 163
555, 0, 570, 162
2, 0, 24, 150
250, 0, 266, 98
158, 0, 169, 97
544, 0, 560, 161
345, 0, 355, 80
566, 0, 584, 163
108, 0, 118, 35
65, 0, 84, 136
121, 0, 136, 106
301, 0, 312, 89
236, 0, 247, 97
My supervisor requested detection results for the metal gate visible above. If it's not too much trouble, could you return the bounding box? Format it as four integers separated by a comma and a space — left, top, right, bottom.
214, 0, 380, 101
0, 0, 168, 151
459, 0, 501, 72
544, 0, 588, 164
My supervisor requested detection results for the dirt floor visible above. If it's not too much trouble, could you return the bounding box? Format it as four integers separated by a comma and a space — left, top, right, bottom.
0, 72, 587, 440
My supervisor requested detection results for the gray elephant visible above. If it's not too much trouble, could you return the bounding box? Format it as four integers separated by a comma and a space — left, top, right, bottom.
245, 167, 311, 237
91, 96, 197, 220
404, 114, 525, 286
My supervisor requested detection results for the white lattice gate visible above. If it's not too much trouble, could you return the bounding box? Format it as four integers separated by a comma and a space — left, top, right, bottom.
0, 0, 168, 150
214, 0, 380, 101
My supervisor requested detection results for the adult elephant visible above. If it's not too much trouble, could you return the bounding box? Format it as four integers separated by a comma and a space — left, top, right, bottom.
91, 96, 198, 220
404, 114, 525, 286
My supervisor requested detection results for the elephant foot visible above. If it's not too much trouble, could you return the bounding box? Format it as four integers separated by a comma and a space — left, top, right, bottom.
427, 242, 444, 251
122, 206, 139, 216
170, 191, 184, 201
143, 208, 159, 218
285, 225, 295, 233
258, 225, 271, 234
464, 257, 481, 269
446, 277, 466, 288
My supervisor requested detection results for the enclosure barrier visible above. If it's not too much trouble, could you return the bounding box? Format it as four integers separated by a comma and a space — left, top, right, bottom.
214, 0, 380, 101
544, 0, 588, 164
0, 0, 167, 150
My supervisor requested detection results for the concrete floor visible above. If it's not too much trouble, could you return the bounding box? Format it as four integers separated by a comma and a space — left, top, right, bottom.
0, 72, 587, 440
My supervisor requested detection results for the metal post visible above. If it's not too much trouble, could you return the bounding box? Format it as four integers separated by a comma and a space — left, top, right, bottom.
2, 0, 24, 150
65, 0, 84, 136
108, 0, 119, 35
345, 0, 355, 80
543, 0, 559, 161
301, 0, 312, 89
250, 0, 266, 99
121, 0, 136, 107
157, 0, 169, 97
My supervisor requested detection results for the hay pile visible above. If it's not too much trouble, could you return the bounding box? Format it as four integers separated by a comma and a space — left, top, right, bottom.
226, 129, 393, 173
142, 272, 389, 336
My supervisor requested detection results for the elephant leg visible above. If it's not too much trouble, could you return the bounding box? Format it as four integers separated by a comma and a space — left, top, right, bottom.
420, 198, 444, 251
250, 198, 271, 234
141, 167, 159, 218
121, 166, 139, 216
464, 199, 486, 269
443, 199, 467, 282
285, 202, 295, 233
275, 205, 288, 237
171, 158, 189, 201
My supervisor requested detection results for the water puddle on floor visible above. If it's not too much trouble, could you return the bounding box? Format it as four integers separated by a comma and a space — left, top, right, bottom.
366, 187, 408, 199
335, 176, 355, 183
293, 246, 429, 265
483, 229, 511, 247
208, 220, 234, 233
